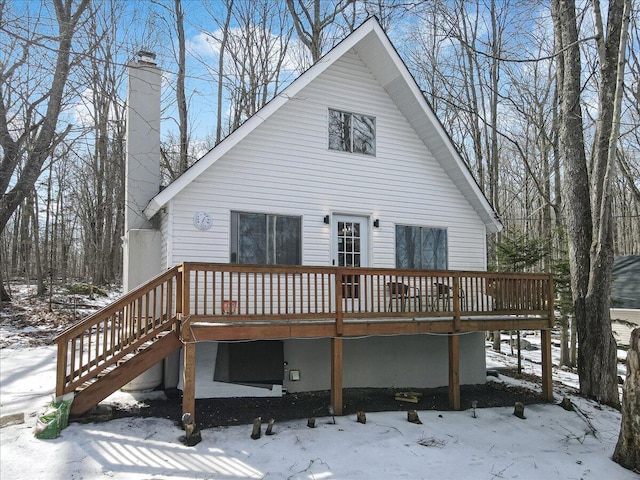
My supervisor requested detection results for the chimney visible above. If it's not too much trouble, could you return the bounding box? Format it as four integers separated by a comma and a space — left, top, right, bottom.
123, 52, 162, 294
125, 51, 161, 231
121, 52, 169, 393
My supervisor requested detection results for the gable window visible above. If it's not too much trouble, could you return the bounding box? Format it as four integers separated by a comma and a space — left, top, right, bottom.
230, 212, 301, 265
328, 108, 375, 155
395, 225, 448, 270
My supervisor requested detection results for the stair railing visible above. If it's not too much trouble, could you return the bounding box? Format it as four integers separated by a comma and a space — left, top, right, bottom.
55, 265, 181, 397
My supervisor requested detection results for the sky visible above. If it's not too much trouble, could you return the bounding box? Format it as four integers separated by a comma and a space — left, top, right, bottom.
0, 326, 635, 479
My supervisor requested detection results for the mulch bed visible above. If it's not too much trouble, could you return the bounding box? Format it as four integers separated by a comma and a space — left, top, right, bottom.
110, 378, 545, 429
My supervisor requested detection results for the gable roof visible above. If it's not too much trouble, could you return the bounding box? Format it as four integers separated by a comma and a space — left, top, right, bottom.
144, 17, 502, 233
612, 255, 640, 309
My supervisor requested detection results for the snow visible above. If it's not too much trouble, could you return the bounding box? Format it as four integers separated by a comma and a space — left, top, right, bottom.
1, 290, 634, 479
1, 342, 634, 479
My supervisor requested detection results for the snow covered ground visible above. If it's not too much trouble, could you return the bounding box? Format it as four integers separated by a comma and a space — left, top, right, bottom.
0, 342, 634, 478
0, 289, 634, 478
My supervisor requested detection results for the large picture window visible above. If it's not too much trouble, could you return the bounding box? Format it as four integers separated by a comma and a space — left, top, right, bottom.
395, 225, 448, 270
328, 108, 375, 155
230, 212, 301, 265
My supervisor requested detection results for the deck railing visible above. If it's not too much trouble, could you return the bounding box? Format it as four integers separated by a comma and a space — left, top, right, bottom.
56, 262, 553, 397
180, 263, 553, 326
55, 266, 181, 396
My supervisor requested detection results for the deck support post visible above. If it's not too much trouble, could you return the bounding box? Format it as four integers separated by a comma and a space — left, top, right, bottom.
448, 333, 460, 410
182, 341, 196, 420
180, 263, 197, 420
56, 340, 67, 397
541, 329, 554, 401
331, 337, 343, 415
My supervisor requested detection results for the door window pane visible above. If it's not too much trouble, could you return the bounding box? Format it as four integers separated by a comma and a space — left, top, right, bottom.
337, 219, 363, 298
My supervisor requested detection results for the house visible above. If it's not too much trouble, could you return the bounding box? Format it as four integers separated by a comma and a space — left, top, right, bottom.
56, 18, 554, 420
610, 255, 640, 347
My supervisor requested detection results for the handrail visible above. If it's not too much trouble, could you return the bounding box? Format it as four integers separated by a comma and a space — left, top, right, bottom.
56, 265, 181, 396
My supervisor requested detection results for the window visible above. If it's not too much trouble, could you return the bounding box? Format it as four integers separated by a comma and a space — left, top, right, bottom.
328, 109, 375, 155
395, 225, 448, 270
230, 212, 301, 265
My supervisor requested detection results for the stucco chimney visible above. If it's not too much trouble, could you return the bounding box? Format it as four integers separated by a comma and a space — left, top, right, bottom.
125, 51, 161, 231
123, 52, 162, 294
121, 52, 165, 391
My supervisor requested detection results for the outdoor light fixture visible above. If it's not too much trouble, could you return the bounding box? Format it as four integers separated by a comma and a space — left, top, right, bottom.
324, 215, 330, 224
373, 219, 380, 228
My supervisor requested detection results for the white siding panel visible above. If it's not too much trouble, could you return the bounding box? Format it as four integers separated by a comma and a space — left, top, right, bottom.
611, 308, 640, 347
166, 50, 487, 270
160, 207, 169, 268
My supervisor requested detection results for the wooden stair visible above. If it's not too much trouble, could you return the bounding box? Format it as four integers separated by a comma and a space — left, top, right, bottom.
69, 330, 182, 416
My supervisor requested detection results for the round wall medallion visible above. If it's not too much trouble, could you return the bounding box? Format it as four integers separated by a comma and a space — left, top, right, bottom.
193, 211, 213, 231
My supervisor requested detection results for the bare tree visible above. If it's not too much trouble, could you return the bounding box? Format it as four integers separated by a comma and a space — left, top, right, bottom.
205, 0, 293, 135
408, 0, 515, 351
215, 0, 234, 145
552, 0, 630, 407
67, 0, 127, 286
175, 0, 188, 174
0, 0, 90, 299
286, 0, 354, 65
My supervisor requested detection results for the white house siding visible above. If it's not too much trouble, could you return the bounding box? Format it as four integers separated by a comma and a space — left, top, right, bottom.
159, 206, 170, 269
163, 48, 488, 393
611, 309, 640, 347
166, 49, 487, 270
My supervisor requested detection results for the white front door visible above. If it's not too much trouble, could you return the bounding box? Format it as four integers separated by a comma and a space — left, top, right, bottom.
332, 215, 369, 304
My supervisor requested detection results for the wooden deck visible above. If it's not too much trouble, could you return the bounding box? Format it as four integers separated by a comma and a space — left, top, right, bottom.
56, 263, 555, 419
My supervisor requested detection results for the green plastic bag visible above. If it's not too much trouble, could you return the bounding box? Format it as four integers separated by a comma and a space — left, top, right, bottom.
34, 393, 74, 439
34, 407, 61, 439
51, 393, 74, 430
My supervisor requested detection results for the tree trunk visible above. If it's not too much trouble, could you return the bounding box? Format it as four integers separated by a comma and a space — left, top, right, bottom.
286, 0, 354, 65
559, 314, 570, 367
0, 248, 10, 302
174, 0, 188, 174
215, 1, 233, 145
0, 0, 90, 234
613, 327, 640, 471
570, 315, 577, 366
492, 331, 501, 352
29, 192, 46, 295
552, 0, 625, 408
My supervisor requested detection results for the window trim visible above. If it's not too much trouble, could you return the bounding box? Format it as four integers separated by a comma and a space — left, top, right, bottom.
328, 108, 376, 156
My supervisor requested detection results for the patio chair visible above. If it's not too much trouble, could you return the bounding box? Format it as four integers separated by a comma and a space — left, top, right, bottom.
431, 282, 466, 311
386, 281, 421, 312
